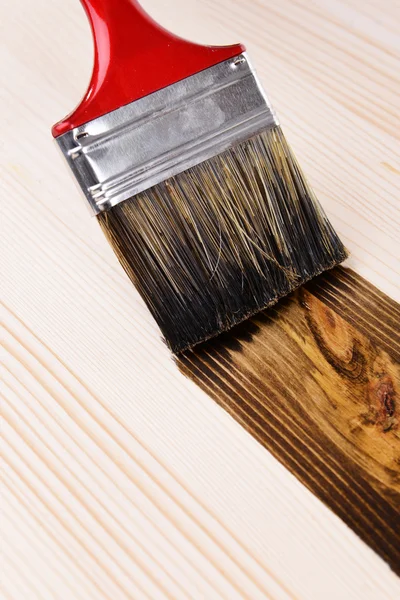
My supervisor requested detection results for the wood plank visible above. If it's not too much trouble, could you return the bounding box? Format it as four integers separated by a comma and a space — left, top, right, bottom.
179, 267, 400, 574
2, 0, 400, 597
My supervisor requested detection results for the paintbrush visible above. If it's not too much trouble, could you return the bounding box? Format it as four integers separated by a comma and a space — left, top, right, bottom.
53, 0, 347, 353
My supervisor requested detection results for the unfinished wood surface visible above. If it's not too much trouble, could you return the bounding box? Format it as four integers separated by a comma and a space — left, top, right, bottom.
1, 0, 400, 598
179, 267, 400, 574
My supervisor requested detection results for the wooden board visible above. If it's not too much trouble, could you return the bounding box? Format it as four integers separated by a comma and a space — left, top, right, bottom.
1, 0, 400, 598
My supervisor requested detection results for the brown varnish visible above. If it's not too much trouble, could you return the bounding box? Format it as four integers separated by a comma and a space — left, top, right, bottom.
178, 266, 400, 573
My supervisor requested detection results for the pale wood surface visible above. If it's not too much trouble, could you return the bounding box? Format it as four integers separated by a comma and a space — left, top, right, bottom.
1, 1, 400, 599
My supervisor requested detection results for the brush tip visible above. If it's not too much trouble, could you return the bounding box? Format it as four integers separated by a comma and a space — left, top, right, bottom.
98, 126, 348, 354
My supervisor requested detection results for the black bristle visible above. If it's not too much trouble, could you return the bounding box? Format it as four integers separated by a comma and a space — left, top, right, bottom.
98, 126, 348, 353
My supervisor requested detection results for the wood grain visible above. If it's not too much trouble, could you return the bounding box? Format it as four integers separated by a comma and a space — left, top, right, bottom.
2, 0, 400, 597
179, 267, 400, 573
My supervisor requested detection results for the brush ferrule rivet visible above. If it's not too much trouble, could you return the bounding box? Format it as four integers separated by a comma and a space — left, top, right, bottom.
231, 56, 246, 68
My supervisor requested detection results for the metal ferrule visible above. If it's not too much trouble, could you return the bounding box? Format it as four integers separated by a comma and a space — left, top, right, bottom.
56, 53, 278, 215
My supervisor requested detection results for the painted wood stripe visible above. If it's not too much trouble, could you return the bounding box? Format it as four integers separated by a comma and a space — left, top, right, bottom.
178, 266, 400, 574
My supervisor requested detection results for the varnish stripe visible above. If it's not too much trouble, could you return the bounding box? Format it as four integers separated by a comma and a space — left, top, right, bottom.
182, 354, 400, 571
186, 347, 397, 542
185, 350, 333, 481
335, 269, 400, 317
182, 352, 362, 525
266, 289, 400, 366
312, 270, 400, 335
310, 288, 400, 362
203, 345, 398, 534
317, 274, 400, 333
309, 282, 400, 360
310, 298, 399, 364
310, 282, 400, 355
183, 353, 400, 570
179, 268, 400, 574
209, 342, 347, 460
318, 269, 400, 326
311, 276, 400, 328
178, 356, 355, 536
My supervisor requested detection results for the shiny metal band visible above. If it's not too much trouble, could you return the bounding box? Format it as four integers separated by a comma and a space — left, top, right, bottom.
56, 53, 278, 215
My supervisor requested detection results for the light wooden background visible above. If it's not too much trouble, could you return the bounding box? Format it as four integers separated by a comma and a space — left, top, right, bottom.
1, 0, 399, 599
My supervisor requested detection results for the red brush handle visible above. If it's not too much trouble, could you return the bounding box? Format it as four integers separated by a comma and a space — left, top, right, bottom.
52, 0, 244, 137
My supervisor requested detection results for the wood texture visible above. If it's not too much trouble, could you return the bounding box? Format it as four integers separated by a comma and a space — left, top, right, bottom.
179, 267, 400, 573
2, 0, 400, 598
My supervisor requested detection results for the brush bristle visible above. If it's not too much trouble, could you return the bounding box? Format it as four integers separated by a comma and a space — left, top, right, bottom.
98, 126, 348, 353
